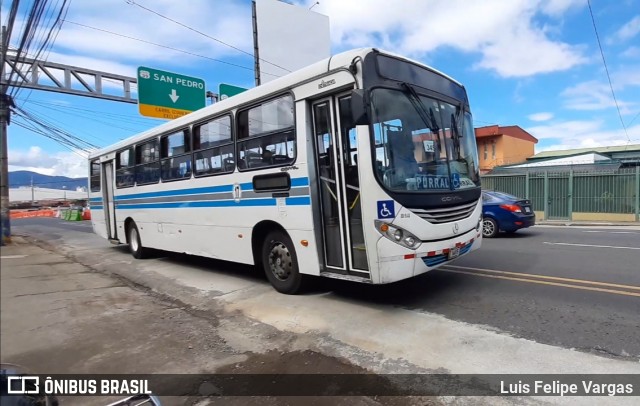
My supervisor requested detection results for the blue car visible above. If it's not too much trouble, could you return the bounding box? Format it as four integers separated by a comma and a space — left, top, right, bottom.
482, 191, 535, 238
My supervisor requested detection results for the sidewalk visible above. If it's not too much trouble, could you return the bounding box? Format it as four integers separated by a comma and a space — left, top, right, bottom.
0, 235, 411, 406
536, 220, 640, 227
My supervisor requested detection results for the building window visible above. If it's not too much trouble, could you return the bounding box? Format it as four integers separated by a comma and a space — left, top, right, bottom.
483, 142, 487, 160
161, 129, 191, 181
492, 140, 496, 159
236, 94, 295, 170
193, 115, 234, 176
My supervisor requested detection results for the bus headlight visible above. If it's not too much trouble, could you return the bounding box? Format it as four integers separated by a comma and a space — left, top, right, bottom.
375, 220, 422, 249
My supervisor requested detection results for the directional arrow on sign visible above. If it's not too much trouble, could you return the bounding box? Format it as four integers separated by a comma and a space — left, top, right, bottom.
169, 89, 179, 103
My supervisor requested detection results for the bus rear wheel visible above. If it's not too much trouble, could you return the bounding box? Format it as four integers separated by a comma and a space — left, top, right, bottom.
262, 230, 304, 294
127, 221, 150, 259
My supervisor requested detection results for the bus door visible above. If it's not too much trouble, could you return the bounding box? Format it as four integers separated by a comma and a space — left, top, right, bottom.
312, 94, 369, 276
101, 160, 117, 240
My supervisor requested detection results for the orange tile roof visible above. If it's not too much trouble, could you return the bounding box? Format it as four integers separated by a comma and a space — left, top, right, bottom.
475, 125, 538, 143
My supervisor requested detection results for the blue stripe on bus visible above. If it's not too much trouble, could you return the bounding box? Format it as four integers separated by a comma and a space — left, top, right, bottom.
285, 196, 311, 205
291, 177, 309, 187
92, 205, 103, 210
116, 198, 285, 210
108, 177, 309, 201
114, 184, 234, 200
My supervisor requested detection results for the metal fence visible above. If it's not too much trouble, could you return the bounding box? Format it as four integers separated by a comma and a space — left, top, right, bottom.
481, 167, 640, 221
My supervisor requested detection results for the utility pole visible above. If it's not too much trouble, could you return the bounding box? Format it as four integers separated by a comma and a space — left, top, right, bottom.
1, 24, 14, 245
0, 13, 137, 244
30, 176, 34, 204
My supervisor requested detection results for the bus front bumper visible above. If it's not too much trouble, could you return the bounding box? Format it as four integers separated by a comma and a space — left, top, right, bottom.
376, 228, 481, 284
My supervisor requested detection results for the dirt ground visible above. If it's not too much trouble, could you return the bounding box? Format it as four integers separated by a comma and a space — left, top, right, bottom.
1, 236, 438, 406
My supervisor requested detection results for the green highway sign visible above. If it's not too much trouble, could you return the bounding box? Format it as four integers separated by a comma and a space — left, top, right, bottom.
137, 66, 206, 119
219, 83, 248, 100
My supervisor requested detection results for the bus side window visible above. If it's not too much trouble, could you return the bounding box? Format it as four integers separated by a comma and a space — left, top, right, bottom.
193, 115, 234, 176
237, 94, 295, 171
135, 138, 160, 185
161, 129, 191, 181
115, 147, 135, 188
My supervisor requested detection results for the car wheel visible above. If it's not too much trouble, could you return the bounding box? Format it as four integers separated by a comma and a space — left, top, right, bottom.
128, 221, 150, 259
482, 218, 499, 238
261, 230, 306, 294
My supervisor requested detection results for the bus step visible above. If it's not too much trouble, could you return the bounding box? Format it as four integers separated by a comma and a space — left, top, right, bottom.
320, 271, 372, 283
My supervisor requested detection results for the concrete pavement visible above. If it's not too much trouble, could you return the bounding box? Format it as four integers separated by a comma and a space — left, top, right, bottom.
3, 219, 640, 404
2, 236, 409, 406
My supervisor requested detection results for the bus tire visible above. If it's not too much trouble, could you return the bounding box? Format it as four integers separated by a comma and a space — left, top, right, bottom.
127, 221, 149, 259
261, 230, 304, 294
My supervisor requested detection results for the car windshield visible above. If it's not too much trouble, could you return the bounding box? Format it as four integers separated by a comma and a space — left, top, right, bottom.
370, 88, 480, 192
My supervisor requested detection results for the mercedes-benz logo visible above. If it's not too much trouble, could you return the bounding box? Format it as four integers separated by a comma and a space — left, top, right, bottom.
452, 223, 459, 234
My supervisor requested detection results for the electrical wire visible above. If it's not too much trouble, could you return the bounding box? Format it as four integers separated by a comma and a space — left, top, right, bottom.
63, 20, 281, 78
125, 0, 291, 73
587, 0, 630, 143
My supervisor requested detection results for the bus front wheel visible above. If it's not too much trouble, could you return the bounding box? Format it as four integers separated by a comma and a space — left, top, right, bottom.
262, 230, 304, 294
128, 221, 150, 259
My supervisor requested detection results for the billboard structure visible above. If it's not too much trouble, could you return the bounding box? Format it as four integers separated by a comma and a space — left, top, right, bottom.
252, 0, 331, 85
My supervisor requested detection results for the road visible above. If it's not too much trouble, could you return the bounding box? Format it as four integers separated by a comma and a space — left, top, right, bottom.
12, 218, 640, 362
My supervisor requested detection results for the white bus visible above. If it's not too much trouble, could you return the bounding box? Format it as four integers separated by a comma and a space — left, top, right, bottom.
88, 48, 483, 294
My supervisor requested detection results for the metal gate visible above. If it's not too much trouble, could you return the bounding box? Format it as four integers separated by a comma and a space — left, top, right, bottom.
547, 175, 569, 220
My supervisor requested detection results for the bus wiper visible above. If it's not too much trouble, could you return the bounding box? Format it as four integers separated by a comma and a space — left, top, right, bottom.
451, 113, 461, 159
400, 82, 440, 137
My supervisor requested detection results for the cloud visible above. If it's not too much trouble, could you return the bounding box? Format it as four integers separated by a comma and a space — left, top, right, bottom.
621, 46, 640, 59
560, 66, 640, 113
528, 112, 554, 121
9, 147, 88, 178
527, 120, 640, 152
311, 0, 588, 77
608, 15, 640, 43
53, 0, 254, 70
539, 0, 586, 17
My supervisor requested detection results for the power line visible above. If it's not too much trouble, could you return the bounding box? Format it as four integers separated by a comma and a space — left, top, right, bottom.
124, 0, 292, 73
24, 99, 150, 133
63, 20, 280, 78
16, 0, 70, 105
586, 0, 630, 143
22, 98, 158, 125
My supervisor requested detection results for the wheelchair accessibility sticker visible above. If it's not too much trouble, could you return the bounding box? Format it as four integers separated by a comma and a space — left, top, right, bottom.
377, 200, 395, 219
451, 173, 460, 189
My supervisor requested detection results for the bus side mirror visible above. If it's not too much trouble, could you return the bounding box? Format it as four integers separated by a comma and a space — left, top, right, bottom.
351, 89, 368, 125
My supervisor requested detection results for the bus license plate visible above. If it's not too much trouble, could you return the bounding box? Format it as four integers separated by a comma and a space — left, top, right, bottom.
448, 246, 460, 260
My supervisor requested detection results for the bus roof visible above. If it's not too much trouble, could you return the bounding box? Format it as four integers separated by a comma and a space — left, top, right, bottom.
89, 48, 462, 159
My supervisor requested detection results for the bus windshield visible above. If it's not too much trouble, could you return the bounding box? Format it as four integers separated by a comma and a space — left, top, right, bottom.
370, 87, 480, 192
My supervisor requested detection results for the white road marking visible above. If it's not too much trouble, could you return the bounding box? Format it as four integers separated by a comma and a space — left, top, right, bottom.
543, 242, 640, 250
1, 255, 27, 259
582, 231, 639, 234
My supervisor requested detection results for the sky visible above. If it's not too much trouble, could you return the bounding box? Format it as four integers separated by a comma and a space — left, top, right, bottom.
3, 0, 640, 178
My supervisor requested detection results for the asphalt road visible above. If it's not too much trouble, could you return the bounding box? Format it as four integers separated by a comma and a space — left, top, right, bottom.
11, 218, 640, 361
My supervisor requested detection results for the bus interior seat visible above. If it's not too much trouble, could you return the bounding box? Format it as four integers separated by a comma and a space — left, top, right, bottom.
223, 158, 235, 171
273, 154, 290, 164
